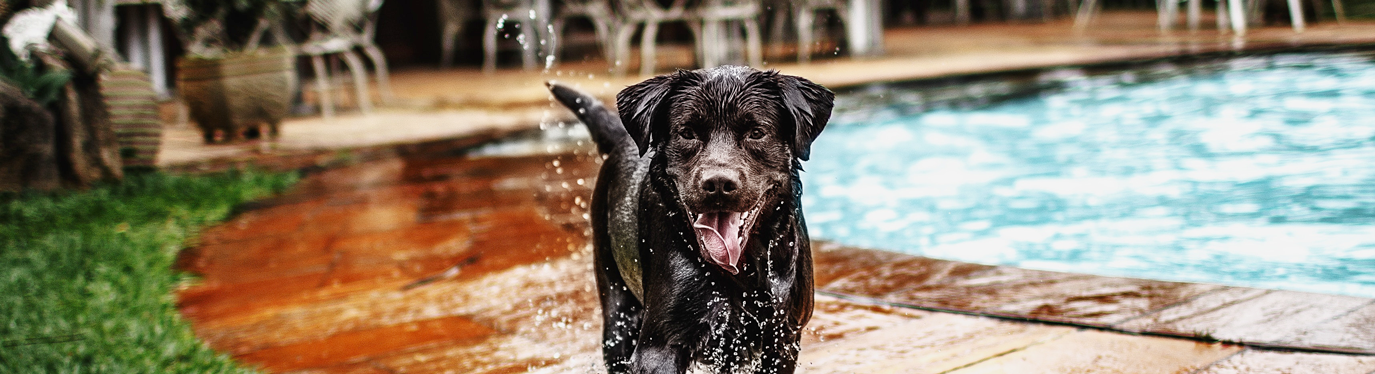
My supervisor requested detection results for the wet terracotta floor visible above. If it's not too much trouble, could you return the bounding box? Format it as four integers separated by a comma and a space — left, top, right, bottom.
177, 138, 1375, 373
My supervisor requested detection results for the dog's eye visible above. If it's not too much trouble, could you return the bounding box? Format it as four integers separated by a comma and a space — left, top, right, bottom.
747, 127, 766, 140
679, 128, 696, 140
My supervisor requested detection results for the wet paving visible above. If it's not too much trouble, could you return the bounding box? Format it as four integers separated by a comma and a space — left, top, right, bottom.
177, 139, 1375, 373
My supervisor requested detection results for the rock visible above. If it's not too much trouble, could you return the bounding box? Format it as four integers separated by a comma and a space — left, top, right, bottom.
0, 80, 60, 191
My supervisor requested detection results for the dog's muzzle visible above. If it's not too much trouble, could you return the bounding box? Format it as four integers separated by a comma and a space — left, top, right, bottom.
690, 192, 769, 275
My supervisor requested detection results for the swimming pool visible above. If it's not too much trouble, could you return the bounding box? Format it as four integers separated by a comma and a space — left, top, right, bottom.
802, 51, 1375, 298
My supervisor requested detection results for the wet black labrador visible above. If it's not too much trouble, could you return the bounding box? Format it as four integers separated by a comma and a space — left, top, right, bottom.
548, 65, 833, 373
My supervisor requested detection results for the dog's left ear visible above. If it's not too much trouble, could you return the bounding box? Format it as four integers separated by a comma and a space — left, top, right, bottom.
775, 74, 834, 161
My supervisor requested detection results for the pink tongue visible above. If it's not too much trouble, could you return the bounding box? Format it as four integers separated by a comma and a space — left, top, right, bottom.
692, 212, 745, 274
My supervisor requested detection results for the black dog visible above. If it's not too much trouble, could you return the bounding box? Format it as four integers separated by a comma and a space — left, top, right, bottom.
548, 65, 833, 373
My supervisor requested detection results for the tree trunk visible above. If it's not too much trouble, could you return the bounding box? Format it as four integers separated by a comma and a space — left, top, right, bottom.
0, 81, 61, 191
38, 52, 123, 188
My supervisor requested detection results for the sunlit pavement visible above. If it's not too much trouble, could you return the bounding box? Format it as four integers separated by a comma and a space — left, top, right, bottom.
168, 11, 1375, 373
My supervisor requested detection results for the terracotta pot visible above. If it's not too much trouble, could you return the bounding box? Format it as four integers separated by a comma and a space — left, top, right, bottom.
176, 48, 296, 144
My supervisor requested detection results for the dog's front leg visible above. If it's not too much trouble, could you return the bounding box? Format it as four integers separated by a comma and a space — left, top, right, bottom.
628, 248, 707, 374
628, 343, 690, 374
628, 308, 693, 374
595, 244, 644, 373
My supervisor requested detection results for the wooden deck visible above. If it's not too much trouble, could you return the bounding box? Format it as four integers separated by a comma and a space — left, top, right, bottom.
176, 137, 1375, 373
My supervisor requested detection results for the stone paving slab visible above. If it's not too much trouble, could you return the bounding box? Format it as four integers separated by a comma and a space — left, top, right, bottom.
946, 330, 1240, 374
1194, 350, 1375, 374
799, 312, 1078, 373
176, 147, 1375, 373
815, 243, 1228, 327
1116, 289, 1375, 353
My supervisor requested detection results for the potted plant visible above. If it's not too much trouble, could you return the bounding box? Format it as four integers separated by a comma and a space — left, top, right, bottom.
164, 0, 296, 144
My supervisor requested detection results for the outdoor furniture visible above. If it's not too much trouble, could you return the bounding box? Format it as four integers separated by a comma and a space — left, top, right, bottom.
481, 0, 548, 73
793, 0, 846, 63
766, 0, 788, 54
1150, 0, 1229, 32
612, 0, 698, 76
697, 0, 763, 68
553, 0, 618, 63
299, 0, 393, 118
438, 0, 475, 69
844, 0, 883, 57
1075, 0, 1340, 34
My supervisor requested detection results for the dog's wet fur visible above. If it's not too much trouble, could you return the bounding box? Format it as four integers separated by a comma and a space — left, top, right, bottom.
549, 65, 833, 373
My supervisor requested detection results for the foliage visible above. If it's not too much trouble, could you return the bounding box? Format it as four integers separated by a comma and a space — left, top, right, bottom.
0, 169, 298, 372
0, 3, 71, 106
1349, 0, 1375, 19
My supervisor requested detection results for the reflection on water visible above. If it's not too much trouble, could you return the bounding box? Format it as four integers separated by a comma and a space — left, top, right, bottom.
804, 52, 1375, 298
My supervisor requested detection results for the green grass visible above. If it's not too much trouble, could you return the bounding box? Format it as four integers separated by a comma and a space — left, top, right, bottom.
0, 170, 297, 372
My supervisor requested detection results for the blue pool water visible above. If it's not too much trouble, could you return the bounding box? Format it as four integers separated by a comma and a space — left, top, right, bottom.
802, 52, 1375, 298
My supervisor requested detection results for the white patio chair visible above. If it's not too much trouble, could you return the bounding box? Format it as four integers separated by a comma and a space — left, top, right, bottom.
553, 0, 618, 63
300, 0, 393, 118
611, 0, 699, 76
697, 0, 762, 68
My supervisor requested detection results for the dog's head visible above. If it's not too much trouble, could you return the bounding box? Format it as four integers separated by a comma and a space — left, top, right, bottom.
617, 66, 834, 275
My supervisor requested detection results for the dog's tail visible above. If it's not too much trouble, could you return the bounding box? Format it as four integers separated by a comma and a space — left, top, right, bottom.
546, 81, 633, 156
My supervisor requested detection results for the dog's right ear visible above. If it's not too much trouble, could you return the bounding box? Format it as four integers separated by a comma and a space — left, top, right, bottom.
616, 73, 678, 155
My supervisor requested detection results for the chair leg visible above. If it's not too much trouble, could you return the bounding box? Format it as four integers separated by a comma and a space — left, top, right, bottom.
1165, 0, 1179, 30
1073, 0, 1097, 31
957, 0, 972, 25
1216, 0, 1229, 30
796, 9, 814, 63
770, 3, 790, 57
310, 55, 334, 120
701, 20, 719, 68
441, 21, 460, 68
640, 21, 660, 76
522, 18, 540, 70
613, 22, 637, 77
1228, 0, 1246, 35
744, 18, 762, 68
340, 50, 373, 114
590, 15, 615, 63
362, 44, 393, 104
553, 18, 567, 67
1187, 0, 1201, 31
688, 20, 704, 67
1287, 0, 1305, 32
484, 17, 500, 74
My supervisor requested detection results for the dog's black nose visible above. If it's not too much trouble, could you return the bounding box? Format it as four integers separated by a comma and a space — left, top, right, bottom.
701, 172, 740, 196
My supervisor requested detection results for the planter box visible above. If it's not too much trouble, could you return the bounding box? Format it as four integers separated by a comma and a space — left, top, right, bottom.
176, 48, 296, 144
